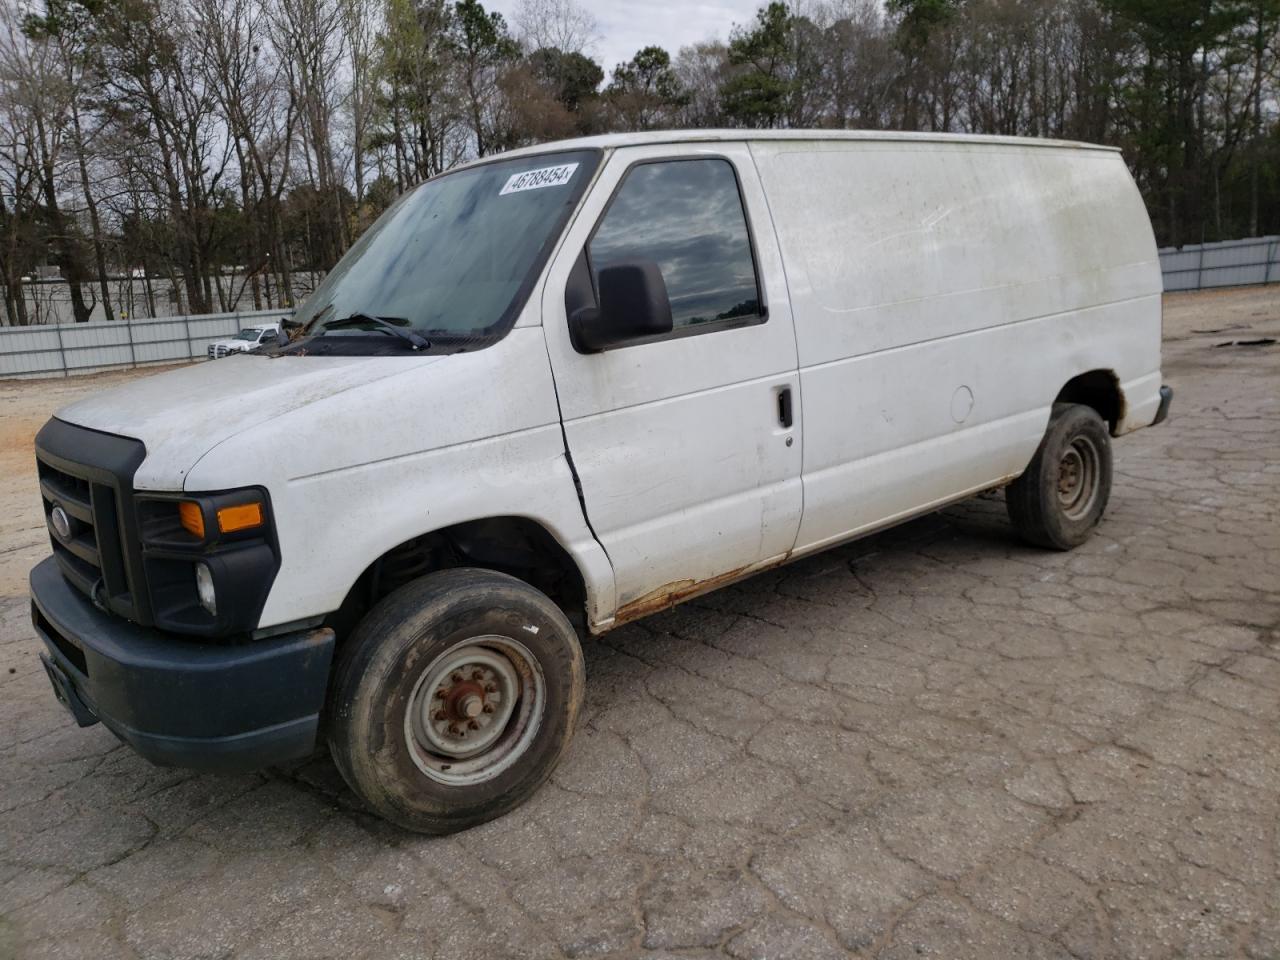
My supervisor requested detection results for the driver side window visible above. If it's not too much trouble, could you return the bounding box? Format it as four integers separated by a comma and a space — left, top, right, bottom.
587, 159, 763, 332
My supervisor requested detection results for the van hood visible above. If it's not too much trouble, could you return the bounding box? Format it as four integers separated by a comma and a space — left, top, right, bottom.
55, 353, 442, 490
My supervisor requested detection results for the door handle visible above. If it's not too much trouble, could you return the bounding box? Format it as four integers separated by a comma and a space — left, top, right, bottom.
777, 386, 793, 429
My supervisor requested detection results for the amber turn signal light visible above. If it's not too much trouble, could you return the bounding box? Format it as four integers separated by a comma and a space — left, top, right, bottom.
178, 501, 205, 538
217, 502, 263, 534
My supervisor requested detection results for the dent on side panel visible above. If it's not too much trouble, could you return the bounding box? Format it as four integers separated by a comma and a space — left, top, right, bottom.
264, 427, 616, 628
185, 328, 616, 630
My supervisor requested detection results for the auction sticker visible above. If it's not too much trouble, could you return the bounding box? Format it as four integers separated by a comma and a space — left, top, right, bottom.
499, 163, 579, 195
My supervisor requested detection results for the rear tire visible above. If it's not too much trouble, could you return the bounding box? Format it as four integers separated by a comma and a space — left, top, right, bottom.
1006, 403, 1112, 550
328, 568, 584, 834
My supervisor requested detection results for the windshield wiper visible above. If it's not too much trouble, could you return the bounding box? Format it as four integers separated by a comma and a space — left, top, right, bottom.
318, 313, 431, 351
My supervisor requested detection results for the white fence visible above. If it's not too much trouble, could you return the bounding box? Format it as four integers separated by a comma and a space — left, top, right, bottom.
1160, 235, 1280, 292
0, 309, 292, 379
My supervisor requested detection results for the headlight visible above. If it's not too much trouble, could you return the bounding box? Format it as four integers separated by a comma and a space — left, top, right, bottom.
194, 562, 217, 616
136, 488, 278, 637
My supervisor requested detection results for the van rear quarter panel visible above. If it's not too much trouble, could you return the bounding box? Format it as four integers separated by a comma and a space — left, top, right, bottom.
750, 140, 1163, 551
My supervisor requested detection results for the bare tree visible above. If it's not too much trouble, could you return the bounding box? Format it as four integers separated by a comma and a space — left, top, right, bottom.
23, 0, 118, 320
5, 0, 1280, 327
1242, 0, 1280, 234
100, 0, 238, 314
0, 7, 97, 321
511, 0, 598, 56
0, 9, 41, 325
193, 0, 297, 307
816, 0, 897, 129
374, 0, 461, 189
270, 0, 349, 266
449, 0, 519, 157
672, 42, 730, 127
343, 0, 379, 209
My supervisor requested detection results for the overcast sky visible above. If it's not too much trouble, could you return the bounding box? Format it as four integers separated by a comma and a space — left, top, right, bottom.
484, 0, 766, 75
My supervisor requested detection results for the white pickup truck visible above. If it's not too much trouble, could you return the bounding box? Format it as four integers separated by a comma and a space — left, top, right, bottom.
30, 130, 1170, 834
206, 323, 281, 359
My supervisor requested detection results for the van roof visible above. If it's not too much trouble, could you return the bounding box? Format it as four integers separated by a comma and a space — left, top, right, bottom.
477, 128, 1121, 167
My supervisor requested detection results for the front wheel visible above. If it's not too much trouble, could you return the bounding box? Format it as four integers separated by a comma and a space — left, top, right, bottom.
327, 568, 584, 834
1006, 402, 1113, 550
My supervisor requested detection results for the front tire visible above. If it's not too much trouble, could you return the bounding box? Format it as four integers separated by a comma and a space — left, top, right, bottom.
328, 568, 585, 834
1006, 403, 1113, 550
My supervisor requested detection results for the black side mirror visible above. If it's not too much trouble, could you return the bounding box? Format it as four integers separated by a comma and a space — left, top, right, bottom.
571, 259, 673, 352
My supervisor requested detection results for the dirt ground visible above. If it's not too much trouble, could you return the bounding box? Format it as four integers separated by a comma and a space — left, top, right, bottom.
0, 366, 189, 603
0, 288, 1277, 960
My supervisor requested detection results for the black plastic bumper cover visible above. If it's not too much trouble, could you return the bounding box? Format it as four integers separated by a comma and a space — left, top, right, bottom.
30, 556, 334, 772
1152, 384, 1174, 426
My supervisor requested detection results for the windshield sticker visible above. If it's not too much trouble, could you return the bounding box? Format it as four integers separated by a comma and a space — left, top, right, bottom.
499, 162, 579, 196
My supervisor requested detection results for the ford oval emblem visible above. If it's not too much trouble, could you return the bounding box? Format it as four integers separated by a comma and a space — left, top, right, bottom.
50, 505, 72, 541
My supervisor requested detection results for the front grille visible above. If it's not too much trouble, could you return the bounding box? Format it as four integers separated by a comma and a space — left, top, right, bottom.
35, 419, 148, 624
38, 459, 130, 610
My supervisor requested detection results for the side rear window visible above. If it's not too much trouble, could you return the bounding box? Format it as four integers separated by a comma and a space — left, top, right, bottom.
587, 158, 763, 332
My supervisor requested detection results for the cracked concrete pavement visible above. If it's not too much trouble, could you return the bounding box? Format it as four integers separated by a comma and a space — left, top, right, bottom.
1, 286, 1277, 959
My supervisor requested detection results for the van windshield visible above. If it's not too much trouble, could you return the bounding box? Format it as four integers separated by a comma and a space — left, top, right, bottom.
293, 149, 600, 352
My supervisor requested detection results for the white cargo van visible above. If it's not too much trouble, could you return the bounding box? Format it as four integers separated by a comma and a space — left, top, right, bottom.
31, 131, 1170, 833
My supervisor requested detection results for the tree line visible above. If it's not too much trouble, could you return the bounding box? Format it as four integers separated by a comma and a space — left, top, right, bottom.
2, 0, 1278, 325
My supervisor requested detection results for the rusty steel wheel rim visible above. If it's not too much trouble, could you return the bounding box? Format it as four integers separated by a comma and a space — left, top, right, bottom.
404, 636, 545, 786
1057, 434, 1100, 520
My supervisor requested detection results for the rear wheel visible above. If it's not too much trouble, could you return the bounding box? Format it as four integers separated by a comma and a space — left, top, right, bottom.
328, 568, 584, 834
1006, 402, 1113, 550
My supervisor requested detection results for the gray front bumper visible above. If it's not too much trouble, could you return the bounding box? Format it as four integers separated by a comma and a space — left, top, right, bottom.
31, 556, 334, 772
